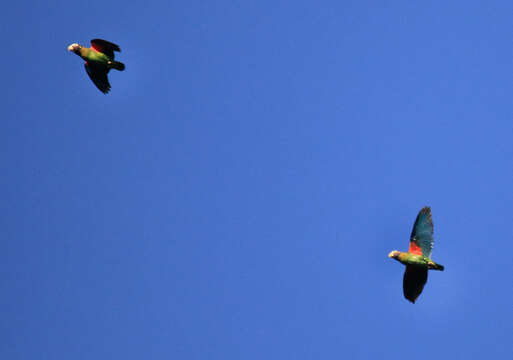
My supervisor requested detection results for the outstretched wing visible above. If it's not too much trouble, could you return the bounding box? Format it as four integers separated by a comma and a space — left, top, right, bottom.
90, 39, 121, 60
403, 265, 428, 303
408, 207, 434, 258
84, 62, 111, 94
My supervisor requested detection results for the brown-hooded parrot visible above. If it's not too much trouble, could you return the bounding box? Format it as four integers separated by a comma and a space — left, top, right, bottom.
68, 39, 125, 93
388, 207, 444, 303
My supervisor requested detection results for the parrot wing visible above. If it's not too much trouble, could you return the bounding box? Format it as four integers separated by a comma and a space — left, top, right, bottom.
408, 207, 434, 258
403, 265, 428, 303
90, 39, 121, 60
84, 62, 111, 94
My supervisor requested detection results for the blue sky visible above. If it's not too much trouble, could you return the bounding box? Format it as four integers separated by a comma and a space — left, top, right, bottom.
2, 1, 513, 359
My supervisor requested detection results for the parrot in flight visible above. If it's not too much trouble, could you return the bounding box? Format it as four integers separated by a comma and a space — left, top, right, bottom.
68, 39, 125, 93
388, 207, 444, 303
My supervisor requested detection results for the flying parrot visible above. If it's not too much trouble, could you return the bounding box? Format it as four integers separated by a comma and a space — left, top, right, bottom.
68, 39, 125, 93
388, 207, 444, 303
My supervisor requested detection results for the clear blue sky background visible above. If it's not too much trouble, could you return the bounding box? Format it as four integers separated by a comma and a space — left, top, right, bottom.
2, 1, 513, 359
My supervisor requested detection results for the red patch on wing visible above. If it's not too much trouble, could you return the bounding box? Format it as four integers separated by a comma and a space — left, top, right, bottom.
90, 44, 101, 53
408, 241, 423, 255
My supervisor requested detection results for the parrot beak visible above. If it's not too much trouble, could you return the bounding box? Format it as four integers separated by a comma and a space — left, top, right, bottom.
388, 251, 398, 258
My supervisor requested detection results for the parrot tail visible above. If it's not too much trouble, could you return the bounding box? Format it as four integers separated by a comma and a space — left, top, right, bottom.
428, 262, 444, 271
109, 61, 125, 71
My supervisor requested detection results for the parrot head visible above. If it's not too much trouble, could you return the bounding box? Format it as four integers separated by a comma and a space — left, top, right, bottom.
388, 250, 400, 259
68, 43, 82, 53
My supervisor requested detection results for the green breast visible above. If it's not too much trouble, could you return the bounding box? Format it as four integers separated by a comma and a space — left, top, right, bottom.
398, 253, 429, 267
79, 48, 110, 63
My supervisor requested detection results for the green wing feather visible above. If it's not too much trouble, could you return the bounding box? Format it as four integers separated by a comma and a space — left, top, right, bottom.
409, 207, 434, 258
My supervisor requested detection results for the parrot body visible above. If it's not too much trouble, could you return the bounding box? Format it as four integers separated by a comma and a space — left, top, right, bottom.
68, 39, 125, 93
391, 252, 444, 270
388, 207, 444, 303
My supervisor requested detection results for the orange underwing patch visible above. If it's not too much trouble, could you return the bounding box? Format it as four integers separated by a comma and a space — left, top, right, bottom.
408, 241, 423, 255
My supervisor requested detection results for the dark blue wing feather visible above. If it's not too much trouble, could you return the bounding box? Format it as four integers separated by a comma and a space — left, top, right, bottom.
84, 62, 111, 94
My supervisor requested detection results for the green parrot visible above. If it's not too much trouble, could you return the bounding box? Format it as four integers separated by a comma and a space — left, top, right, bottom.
68, 39, 125, 93
388, 207, 444, 303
